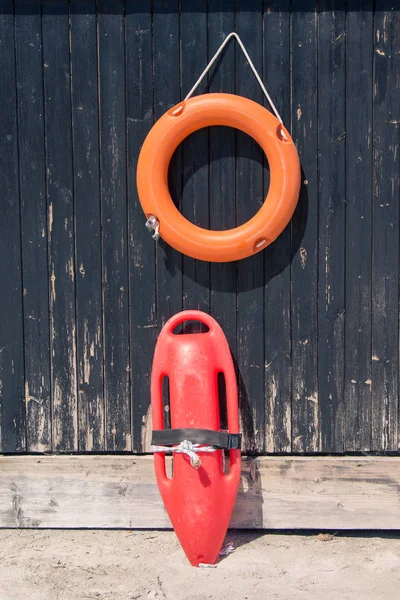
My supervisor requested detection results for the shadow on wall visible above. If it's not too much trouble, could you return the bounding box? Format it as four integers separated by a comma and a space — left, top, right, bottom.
164, 126, 309, 294
163, 129, 309, 449
230, 456, 264, 530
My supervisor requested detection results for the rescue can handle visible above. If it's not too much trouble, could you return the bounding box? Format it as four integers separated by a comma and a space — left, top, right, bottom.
162, 309, 217, 337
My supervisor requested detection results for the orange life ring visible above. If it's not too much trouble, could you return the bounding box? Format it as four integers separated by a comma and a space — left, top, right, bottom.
137, 93, 301, 262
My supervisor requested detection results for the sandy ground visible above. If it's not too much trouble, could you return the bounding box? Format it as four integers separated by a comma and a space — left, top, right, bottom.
1, 530, 399, 600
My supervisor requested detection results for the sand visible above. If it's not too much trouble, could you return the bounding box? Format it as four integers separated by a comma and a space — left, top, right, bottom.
0, 529, 399, 599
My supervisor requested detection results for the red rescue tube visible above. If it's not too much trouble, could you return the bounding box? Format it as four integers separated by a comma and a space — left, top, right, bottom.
151, 310, 241, 566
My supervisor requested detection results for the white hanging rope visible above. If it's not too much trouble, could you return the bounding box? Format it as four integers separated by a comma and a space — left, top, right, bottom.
184, 32, 288, 140
152, 439, 217, 469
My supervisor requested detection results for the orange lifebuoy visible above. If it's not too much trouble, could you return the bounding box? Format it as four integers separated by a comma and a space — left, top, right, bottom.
137, 93, 301, 262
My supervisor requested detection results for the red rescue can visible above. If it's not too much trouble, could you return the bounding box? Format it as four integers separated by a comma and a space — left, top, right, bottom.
151, 310, 241, 566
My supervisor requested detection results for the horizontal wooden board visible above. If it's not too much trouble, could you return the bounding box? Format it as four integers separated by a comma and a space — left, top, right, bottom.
1, 455, 400, 529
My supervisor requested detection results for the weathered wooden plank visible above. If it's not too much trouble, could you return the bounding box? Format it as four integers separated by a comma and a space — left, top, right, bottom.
208, 3, 238, 438
0, 1, 25, 452
181, 0, 210, 316
236, 1, 265, 454
317, 2, 346, 452
14, 2, 49, 452
263, 0, 291, 453
15, 0, 51, 453
70, 1, 104, 451
345, 1, 373, 452
98, 0, 131, 451
371, 8, 400, 451
42, 0, 77, 451
126, 0, 156, 451
291, 1, 319, 452
2, 455, 400, 529
153, 0, 183, 328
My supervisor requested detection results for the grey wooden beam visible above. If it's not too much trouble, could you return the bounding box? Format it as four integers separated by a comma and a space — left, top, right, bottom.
1, 455, 400, 529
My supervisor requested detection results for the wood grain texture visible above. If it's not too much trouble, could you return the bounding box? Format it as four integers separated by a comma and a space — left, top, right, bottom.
263, 0, 291, 453
208, 4, 239, 442
98, 0, 131, 451
2, 455, 400, 529
153, 0, 183, 328
14, 0, 51, 453
42, 0, 78, 452
291, 1, 320, 452
126, 0, 156, 452
345, 1, 373, 452
236, 0, 265, 454
371, 8, 400, 452
0, 3, 399, 457
317, 2, 346, 452
71, 1, 105, 451
180, 0, 210, 316
150, 0, 183, 451
0, 1, 25, 452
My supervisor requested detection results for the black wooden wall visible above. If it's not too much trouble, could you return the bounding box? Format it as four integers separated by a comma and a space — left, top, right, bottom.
0, 1, 399, 455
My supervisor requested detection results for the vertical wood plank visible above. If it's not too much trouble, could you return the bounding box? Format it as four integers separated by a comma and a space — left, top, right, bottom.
236, 0, 265, 453
0, 1, 25, 452
71, 0, 105, 451
181, 0, 210, 315
345, 1, 373, 452
126, 0, 156, 451
14, 0, 51, 451
42, 0, 77, 451
153, 0, 183, 327
263, 0, 291, 453
317, 1, 346, 452
291, 0, 319, 452
98, 0, 131, 451
371, 7, 400, 451
208, 2, 238, 434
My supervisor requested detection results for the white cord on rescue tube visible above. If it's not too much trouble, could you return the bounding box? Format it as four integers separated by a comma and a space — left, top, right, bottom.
184, 31, 288, 141
152, 440, 217, 469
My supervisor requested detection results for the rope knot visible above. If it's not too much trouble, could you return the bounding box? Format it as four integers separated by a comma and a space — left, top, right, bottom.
179, 440, 202, 469
151, 439, 216, 470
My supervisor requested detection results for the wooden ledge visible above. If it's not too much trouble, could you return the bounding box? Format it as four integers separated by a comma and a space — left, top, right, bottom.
1, 455, 399, 529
